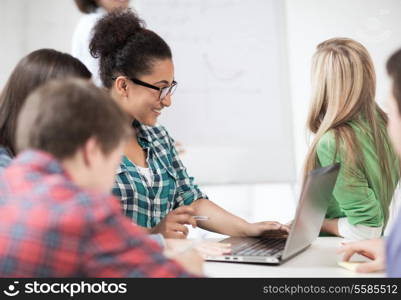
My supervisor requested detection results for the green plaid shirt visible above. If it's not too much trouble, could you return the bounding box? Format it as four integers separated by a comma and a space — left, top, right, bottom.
112, 121, 208, 228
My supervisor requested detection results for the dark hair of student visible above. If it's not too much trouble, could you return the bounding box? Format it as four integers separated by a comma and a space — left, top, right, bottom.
74, 0, 98, 14
387, 49, 401, 115
16, 78, 131, 159
89, 9, 172, 88
0, 49, 92, 156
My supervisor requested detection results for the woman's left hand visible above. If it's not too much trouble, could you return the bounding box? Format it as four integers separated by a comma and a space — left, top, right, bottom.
336, 238, 385, 273
244, 221, 290, 238
165, 239, 232, 258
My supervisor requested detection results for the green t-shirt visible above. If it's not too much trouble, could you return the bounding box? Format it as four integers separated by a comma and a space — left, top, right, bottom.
316, 120, 400, 228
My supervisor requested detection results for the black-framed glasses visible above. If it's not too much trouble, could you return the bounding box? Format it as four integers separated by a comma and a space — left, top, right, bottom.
132, 78, 177, 101
113, 76, 177, 101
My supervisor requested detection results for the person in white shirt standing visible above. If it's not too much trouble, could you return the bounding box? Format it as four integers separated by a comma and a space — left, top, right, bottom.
72, 0, 130, 86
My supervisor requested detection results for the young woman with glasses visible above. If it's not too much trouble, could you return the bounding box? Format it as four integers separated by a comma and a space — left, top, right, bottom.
90, 9, 289, 240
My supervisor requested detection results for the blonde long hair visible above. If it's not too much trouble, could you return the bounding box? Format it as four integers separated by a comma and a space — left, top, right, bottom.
303, 38, 395, 224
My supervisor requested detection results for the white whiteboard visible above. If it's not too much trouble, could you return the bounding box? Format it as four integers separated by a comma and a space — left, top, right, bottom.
136, 0, 295, 184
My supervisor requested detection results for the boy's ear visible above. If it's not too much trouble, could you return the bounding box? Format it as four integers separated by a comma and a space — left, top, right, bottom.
81, 137, 100, 168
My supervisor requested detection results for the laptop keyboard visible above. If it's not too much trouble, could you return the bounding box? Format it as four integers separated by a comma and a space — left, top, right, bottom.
232, 238, 286, 257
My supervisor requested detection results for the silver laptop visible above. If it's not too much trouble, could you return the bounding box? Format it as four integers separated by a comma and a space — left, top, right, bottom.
206, 163, 340, 265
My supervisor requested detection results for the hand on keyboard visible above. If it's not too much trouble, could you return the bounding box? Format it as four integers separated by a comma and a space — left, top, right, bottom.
244, 221, 290, 238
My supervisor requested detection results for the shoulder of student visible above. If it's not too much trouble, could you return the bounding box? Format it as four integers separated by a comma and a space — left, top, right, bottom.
142, 123, 175, 148
317, 130, 335, 152
73, 188, 121, 223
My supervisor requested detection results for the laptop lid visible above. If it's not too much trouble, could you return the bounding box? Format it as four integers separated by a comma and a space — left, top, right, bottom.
281, 163, 340, 261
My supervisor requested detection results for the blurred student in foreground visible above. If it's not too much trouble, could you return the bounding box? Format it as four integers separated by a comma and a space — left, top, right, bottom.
338, 48, 401, 277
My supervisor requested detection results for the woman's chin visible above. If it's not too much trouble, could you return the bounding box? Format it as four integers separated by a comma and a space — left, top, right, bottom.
141, 118, 157, 127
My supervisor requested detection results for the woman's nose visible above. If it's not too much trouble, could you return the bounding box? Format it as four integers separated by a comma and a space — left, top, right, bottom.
161, 94, 172, 107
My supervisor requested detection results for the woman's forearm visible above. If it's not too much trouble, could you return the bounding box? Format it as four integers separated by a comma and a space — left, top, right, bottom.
190, 198, 250, 236
321, 218, 340, 236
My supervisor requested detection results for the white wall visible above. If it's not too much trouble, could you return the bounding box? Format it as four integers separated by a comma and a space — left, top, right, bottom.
285, 0, 401, 176
136, 0, 296, 185
0, 0, 81, 88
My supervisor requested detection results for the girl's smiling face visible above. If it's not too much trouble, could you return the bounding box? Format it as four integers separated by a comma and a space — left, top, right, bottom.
113, 59, 175, 126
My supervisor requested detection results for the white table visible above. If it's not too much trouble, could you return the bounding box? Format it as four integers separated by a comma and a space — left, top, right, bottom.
204, 237, 385, 277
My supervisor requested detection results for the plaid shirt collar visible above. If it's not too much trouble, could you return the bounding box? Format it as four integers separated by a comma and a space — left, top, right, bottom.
14, 150, 68, 178
133, 120, 152, 144
0, 147, 13, 169
0, 146, 12, 156
117, 121, 154, 175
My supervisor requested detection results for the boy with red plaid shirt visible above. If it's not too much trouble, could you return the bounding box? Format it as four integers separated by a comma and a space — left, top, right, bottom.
0, 79, 202, 277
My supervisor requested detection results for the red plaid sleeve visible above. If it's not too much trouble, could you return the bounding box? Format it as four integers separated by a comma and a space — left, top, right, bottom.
81, 195, 195, 278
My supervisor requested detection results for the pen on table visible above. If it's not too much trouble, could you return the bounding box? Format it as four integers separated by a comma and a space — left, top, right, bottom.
193, 216, 209, 221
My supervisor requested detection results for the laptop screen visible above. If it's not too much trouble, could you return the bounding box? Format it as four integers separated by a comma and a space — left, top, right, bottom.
282, 163, 340, 260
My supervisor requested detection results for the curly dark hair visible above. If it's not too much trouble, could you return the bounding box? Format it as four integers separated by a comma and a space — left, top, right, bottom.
74, 0, 98, 14
89, 9, 172, 88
